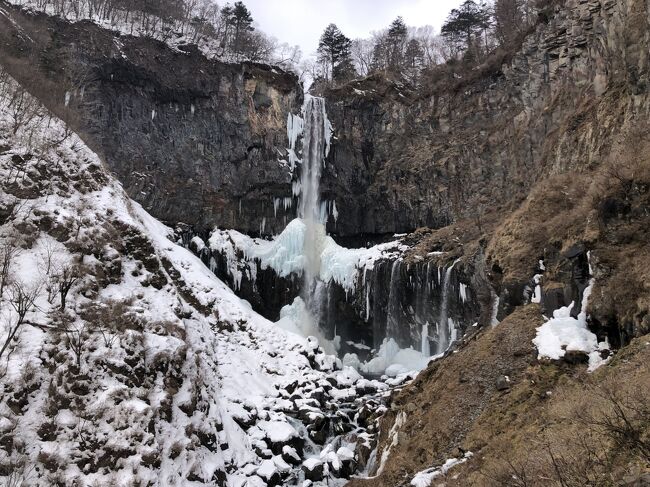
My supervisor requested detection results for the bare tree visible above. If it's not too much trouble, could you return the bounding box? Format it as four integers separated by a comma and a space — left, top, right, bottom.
272, 42, 302, 70
37, 241, 63, 304
0, 281, 41, 360
0, 240, 19, 298
351, 38, 374, 77
7, 85, 41, 136
54, 264, 81, 311
79, 298, 140, 349
65, 321, 88, 368
412, 25, 451, 66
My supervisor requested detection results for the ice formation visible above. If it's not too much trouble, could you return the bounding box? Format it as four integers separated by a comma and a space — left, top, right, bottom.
533, 255, 610, 371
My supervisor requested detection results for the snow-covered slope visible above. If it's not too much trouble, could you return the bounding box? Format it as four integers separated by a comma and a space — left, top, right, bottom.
0, 71, 389, 486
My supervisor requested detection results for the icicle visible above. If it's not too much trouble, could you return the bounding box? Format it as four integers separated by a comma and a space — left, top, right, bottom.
284, 197, 292, 211
436, 258, 461, 354
459, 283, 468, 303
292, 180, 302, 197
421, 322, 430, 357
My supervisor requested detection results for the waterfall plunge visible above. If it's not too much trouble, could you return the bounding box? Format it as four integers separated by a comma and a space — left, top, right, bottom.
297, 96, 333, 327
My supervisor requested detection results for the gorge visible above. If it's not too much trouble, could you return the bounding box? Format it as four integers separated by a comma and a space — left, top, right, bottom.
0, 0, 649, 486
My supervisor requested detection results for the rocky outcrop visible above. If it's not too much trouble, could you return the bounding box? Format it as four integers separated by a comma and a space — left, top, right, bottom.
0, 1, 302, 236
320, 0, 649, 237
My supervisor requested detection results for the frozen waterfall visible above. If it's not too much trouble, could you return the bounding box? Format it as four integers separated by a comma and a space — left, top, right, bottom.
298, 96, 332, 291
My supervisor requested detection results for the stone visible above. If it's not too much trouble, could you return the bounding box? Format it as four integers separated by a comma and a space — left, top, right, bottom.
302, 458, 324, 482
495, 376, 511, 391
563, 350, 590, 365
0, 3, 302, 238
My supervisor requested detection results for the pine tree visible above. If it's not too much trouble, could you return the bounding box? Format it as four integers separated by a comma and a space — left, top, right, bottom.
370, 35, 389, 73
386, 17, 408, 71
403, 38, 424, 83
223, 1, 254, 55
317, 24, 355, 83
441, 0, 492, 57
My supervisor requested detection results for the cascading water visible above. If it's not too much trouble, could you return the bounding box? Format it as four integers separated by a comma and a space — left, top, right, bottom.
296, 96, 332, 324
213, 95, 474, 375
436, 258, 461, 354
385, 259, 403, 342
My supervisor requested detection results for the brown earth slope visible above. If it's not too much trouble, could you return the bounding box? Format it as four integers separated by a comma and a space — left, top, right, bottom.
348, 307, 650, 486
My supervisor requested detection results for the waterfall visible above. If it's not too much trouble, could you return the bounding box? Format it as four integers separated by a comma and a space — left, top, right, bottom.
297, 96, 332, 324
436, 258, 460, 355
386, 259, 402, 343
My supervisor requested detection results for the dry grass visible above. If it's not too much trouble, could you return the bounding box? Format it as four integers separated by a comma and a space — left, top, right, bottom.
347, 305, 544, 487
347, 313, 650, 487
485, 116, 650, 340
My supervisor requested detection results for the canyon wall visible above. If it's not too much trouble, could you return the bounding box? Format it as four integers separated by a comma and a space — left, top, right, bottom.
0, 0, 303, 236
320, 0, 648, 236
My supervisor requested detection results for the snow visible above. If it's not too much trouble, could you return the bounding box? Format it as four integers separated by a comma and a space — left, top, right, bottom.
375, 411, 406, 475
533, 268, 610, 371
337, 446, 355, 461
362, 338, 437, 377
256, 460, 278, 480
410, 452, 474, 487
258, 420, 298, 444
6, 0, 298, 69
0, 69, 396, 486
531, 273, 543, 304
303, 457, 322, 471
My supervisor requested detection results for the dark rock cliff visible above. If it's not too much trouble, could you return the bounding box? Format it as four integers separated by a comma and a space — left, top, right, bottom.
0, 1, 303, 235
320, 0, 648, 237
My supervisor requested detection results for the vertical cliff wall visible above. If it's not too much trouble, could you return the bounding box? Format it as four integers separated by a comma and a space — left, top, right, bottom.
321, 0, 649, 237
0, 1, 303, 235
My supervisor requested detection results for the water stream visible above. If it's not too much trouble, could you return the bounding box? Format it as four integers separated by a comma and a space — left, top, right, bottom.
296, 96, 333, 328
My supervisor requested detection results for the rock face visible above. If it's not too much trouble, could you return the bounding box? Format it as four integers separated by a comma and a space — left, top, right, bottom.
189, 231, 483, 359
319, 0, 649, 237
0, 1, 302, 236
1, 0, 647, 345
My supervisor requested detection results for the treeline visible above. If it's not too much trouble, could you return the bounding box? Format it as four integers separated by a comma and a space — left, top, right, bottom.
311, 0, 548, 88
12, 0, 301, 66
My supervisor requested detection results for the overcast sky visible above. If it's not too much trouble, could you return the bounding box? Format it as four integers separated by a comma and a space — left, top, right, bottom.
243, 0, 464, 57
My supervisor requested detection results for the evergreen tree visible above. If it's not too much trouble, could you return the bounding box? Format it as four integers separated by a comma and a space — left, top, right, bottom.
403, 38, 424, 83
441, 0, 492, 57
317, 24, 355, 83
223, 1, 254, 54
370, 35, 389, 73
386, 17, 408, 71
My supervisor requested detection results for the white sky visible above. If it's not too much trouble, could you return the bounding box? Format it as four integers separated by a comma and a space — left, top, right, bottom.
243, 0, 464, 56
